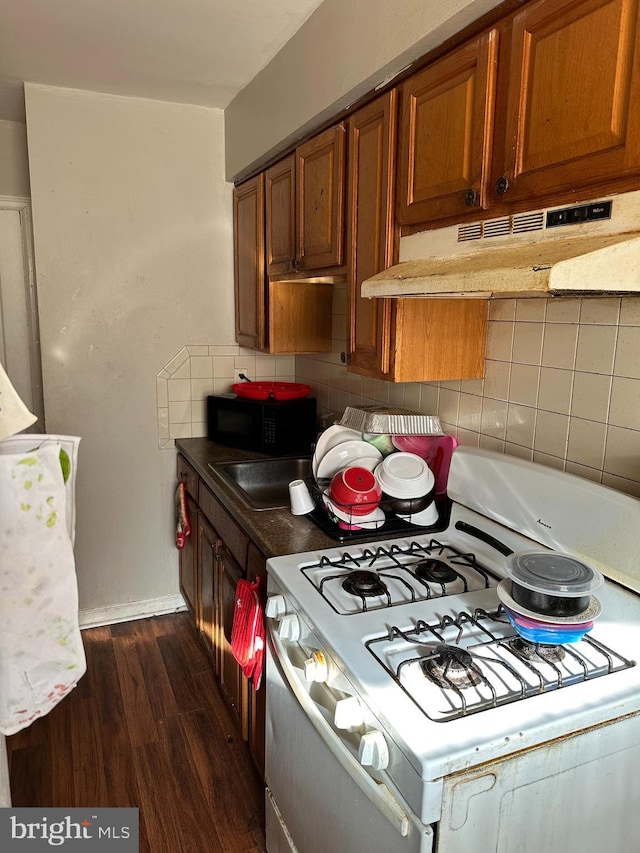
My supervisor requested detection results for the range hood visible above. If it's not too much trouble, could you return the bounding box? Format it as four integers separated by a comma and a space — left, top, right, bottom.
362, 192, 640, 299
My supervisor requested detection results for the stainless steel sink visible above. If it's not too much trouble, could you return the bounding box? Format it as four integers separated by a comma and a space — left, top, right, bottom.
210, 456, 313, 510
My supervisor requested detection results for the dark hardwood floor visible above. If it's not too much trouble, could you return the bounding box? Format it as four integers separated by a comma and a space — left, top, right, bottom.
6, 612, 266, 853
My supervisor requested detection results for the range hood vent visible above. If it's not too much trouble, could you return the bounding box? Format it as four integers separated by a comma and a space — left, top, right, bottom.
362, 192, 640, 299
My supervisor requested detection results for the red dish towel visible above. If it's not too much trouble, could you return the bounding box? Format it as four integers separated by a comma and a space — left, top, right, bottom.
231, 577, 265, 690
175, 481, 191, 550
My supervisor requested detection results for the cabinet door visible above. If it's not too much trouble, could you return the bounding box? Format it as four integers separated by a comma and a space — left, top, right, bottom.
266, 154, 296, 276
217, 546, 248, 734
495, 0, 640, 204
296, 124, 346, 270
178, 494, 199, 621
396, 29, 499, 226
234, 174, 266, 350
346, 91, 398, 379
198, 515, 217, 666
393, 298, 487, 382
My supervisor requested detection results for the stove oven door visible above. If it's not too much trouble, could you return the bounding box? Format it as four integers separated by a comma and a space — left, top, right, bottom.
265, 624, 434, 853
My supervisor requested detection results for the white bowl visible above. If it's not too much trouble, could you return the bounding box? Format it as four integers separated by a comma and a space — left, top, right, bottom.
315, 440, 382, 480
394, 502, 439, 527
374, 452, 434, 498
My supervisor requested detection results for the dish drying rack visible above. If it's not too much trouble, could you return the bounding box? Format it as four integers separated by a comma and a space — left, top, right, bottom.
305, 477, 451, 542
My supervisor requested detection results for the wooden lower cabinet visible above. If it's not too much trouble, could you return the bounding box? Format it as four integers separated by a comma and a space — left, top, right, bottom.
197, 515, 217, 663
246, 543, 267, 778
216, 544, 248, 735
178, 493, 199, 620
176, 455, 266, 778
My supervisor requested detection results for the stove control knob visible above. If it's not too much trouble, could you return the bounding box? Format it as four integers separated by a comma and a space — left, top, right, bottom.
304, 650, 329, 683
278, 614, 301, 642
265, 594, 287, 619
359, 730, 389, 771
334, 696, 365, 729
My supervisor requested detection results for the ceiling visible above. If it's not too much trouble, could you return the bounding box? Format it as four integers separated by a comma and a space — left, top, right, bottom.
0, 0, 326, 123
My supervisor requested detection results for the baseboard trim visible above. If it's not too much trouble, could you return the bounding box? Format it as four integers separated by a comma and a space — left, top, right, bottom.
79, 594, 187, 629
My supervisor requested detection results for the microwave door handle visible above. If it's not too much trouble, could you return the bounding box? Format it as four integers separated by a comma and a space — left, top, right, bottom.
267, 628, 412, 837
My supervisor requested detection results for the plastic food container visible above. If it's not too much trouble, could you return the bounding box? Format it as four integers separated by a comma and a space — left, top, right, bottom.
506, 551, 604, 617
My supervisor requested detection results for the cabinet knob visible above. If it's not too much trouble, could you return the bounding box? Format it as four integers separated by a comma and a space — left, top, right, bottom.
291, 257, 299, 271
464, 188, 478, 207
358, 730, 390, 771
495, 175, 510, 195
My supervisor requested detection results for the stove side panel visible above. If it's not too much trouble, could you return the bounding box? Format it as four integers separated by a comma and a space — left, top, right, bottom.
436, 712, 640, 853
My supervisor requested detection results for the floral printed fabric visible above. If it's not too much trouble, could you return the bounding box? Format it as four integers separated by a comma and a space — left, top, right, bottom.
0, 441, 86, 734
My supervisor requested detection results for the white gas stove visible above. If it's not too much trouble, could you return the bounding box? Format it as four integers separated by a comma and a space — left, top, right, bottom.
264, 447, 640, 853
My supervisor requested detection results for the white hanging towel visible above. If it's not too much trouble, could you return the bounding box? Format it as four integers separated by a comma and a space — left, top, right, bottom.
0, 440, 86, 734
0, 434, 80, 545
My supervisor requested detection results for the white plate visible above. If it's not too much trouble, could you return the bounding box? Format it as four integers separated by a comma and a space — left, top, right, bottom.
312, 425, 362, 477
315, 440, 383, 480
322, 492, 386, 529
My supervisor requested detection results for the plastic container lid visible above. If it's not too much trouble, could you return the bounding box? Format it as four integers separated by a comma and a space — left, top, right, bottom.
506, 551, 604, 597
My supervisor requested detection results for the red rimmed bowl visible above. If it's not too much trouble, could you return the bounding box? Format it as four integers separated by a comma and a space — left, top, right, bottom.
329, 466, 382, 516
231, 381, 311, 401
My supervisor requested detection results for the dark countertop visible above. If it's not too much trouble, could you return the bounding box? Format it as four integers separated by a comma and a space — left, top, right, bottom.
176, 438, 450, 561
175, 437, 352, 558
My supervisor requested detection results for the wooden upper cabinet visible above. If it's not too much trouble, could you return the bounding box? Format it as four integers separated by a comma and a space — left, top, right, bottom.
396, 29, 500, 226
234, 168, 332, 354
494, 0, 640, 204
265, 154, 296, 277
346, 91, 398, 379
296, 123, 347, 270
233, 174, 266, 350
266, 124, 347, 277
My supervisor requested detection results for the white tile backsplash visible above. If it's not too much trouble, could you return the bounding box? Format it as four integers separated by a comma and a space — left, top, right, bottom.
296, 294, 640, 497
157, 295, 640, 498
156, 345, 288, 447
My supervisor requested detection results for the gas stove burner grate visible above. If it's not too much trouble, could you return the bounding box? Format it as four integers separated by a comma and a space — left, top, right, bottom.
420, 644, 483, 689
302, 538, 498, 614
366, 606, 636, 721
413, 558, 460, 586
509, 637, 565, 662
342, 570, 387, 597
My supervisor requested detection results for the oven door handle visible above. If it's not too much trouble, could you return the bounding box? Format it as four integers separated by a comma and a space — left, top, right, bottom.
268, 627, 412, 837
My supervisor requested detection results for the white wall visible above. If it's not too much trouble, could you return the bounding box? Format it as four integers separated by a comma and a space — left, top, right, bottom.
224, 0, 504, 180
24, 84, 234, 616
0, 119, 30, 197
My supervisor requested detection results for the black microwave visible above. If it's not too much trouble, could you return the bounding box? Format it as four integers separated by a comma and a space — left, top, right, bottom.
207, 394, 318, 455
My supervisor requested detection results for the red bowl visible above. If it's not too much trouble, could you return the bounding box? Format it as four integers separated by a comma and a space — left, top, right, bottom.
329, 466, 382, 516
231, 381, 311, 401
